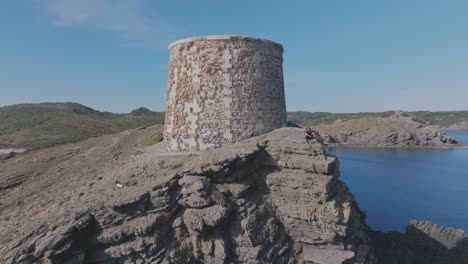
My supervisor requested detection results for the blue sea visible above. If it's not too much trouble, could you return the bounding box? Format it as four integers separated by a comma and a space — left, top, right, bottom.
329, 131, 468, 232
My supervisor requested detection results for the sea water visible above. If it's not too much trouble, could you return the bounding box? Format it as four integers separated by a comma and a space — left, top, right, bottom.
329, 131, 468, 232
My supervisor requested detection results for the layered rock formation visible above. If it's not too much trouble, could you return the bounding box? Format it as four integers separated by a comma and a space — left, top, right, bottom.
0, 126, 375, 263
311, 112, 459, 147
373, 221, 468, 264
2, 126, 466, 263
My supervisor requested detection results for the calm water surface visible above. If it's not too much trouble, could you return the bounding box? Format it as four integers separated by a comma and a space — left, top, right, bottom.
329, 131, 468, 232
447, 130, 468, 145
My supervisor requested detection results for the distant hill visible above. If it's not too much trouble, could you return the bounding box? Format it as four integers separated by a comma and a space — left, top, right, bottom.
0, 103, 164, 149
410, 111, 468, 130
288, 110, 468, 130
2, 102, 466, 149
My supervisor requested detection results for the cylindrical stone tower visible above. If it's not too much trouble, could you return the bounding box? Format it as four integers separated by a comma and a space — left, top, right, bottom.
164, 35, 286, 151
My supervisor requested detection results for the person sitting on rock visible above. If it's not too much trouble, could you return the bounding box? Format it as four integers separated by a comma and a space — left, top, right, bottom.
305, 127, 314, 144
305, 128, 323, 144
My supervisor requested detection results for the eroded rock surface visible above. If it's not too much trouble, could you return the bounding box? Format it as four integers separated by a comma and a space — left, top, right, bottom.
373, 221, 468, 264
311, 112, 459, 147
0, 127, 375, 263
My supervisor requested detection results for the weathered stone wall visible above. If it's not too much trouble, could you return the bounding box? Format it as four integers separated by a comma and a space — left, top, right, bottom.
164, 35, 287, 151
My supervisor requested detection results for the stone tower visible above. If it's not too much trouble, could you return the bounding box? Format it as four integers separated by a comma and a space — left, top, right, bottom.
164, 35, 287, 151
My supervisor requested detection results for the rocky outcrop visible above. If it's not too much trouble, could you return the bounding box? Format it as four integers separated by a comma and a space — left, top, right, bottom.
311, 112, 459, 147
0, 127, 375, 263
443, 121, 468, 131
1, 126, 466, 263
0, 148, 25, 160
373, 221, 468, 264
0, 152, 16, 160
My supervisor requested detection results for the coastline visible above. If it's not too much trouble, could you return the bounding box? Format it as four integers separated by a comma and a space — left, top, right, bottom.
443, 128, 468, 132
324, 143, 467, 150
329, 138, 468, 232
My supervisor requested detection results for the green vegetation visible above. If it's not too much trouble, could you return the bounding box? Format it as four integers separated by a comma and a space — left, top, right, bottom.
1, 102, 466, 149
0, 103, 164, 149
0, 232, 12, 246
411, 111, 468, 127
136, 126, 165, 148
287, 111, 395, 126
287, 111, 468, 127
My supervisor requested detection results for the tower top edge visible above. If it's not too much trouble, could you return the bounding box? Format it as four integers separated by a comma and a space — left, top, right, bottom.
168, 35, 283, 50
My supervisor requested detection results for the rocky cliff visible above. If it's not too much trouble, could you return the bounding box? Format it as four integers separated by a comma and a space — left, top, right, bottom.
1, 126, 466, 263
373, 221, 468, 264
0, 126, 375, 263
311, 112, 459, 147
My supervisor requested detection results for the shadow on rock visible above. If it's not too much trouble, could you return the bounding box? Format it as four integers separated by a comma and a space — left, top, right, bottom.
372, 220, 468, 264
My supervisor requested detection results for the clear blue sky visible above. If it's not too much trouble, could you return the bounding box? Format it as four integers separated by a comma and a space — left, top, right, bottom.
1, 0, 467, 113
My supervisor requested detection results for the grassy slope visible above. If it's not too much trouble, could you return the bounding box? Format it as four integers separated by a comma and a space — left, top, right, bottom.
410, 111, 468, 127
0, 103, 164, 149
287, 111, 468, 128
287, 111, 395, 126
